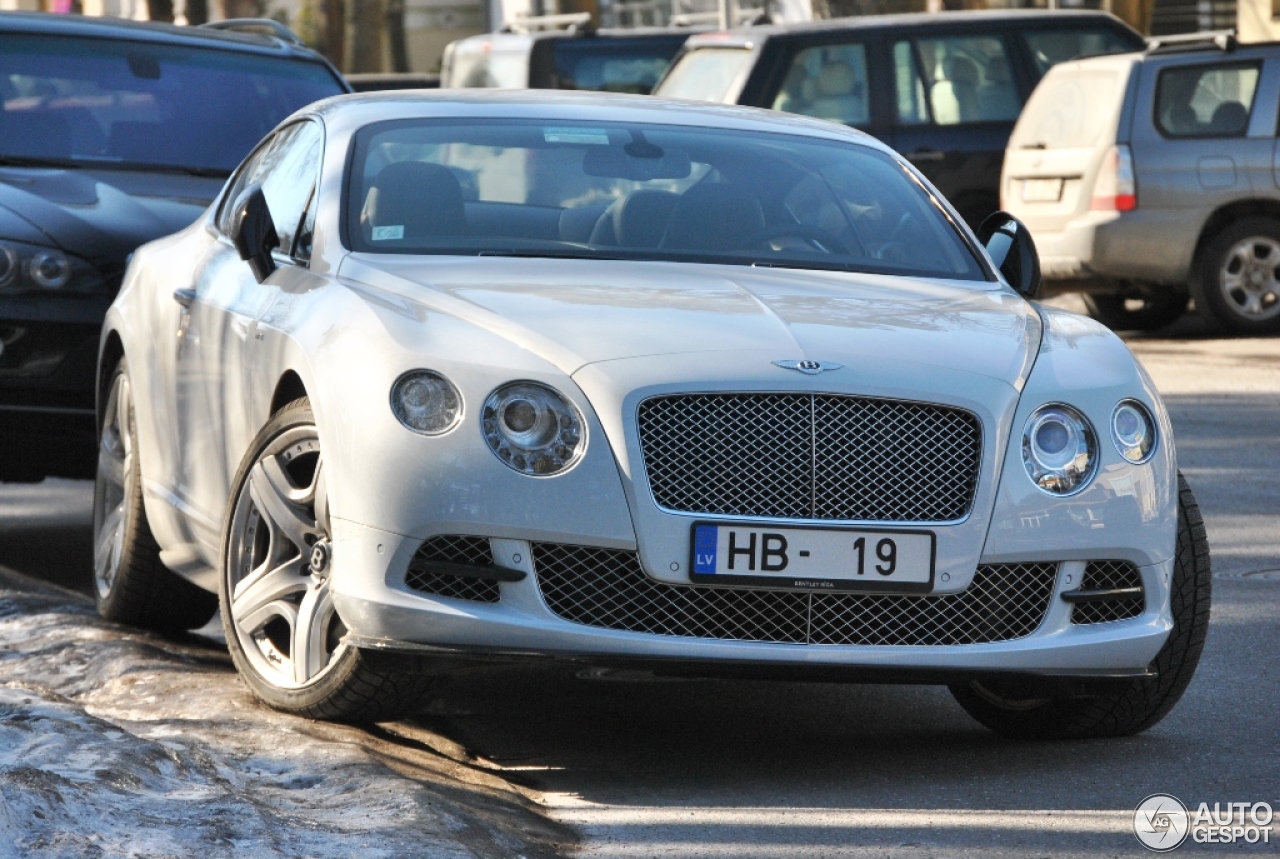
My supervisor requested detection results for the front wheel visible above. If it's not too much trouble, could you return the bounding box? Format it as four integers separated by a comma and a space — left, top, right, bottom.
1193, 218, 1280, 334
949, 473, 1211, 740
219, 398, 434, 722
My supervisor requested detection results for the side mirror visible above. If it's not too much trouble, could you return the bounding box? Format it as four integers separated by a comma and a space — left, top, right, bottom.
976, 211, 1042, 299
230, 184, 279, 283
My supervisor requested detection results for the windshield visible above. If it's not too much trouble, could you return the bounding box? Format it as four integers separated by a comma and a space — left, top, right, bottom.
654, 47, 752, 103
0, 34, 344, 175
551, 38, 687, 94
347, 118, 985, 280
1011, 69, 1122, 150
446, 42, 529, 88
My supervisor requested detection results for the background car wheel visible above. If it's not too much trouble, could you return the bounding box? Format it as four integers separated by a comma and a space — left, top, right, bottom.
1194, 218, 1280, 334
949, 472, 1211, 740
219, 397, 434, 722
1081, 289, 1188, 333
93, 358, 218, 631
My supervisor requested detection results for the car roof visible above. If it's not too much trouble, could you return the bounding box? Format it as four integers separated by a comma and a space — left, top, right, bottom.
685, 9, 1134, 46
451, 26, 704, 49
0, 10, 325, 60
306, 88, 893, 152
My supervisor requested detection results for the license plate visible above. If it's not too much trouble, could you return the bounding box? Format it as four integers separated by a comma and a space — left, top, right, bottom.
1021, 178, 1063, 202
689, 523, 935, 593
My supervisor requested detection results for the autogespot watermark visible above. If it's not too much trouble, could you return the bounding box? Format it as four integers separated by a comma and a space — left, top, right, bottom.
1134, 794, 1275, 851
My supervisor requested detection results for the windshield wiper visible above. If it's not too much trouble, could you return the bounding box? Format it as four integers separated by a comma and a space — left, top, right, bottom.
1020, 142, 1048, 150
0, 154, 229, 178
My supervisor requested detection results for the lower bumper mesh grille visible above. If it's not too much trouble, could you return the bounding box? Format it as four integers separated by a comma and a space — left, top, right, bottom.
406, 535, 501, 603
1071, 561, 1144, 624
533, 543, 1057, 646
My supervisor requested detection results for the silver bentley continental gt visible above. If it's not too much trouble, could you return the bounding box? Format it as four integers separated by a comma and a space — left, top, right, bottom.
93, 91, 1211, 739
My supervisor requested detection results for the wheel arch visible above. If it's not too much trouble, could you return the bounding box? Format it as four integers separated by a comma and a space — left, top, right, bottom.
269, 369, 309, 416
97, 327, 125, 431
1192, 199, 1280, 269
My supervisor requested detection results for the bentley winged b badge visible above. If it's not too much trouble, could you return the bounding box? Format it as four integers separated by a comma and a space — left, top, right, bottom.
773, 359, 844, 375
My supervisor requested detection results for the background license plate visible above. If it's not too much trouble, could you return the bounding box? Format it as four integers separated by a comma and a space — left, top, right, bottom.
1021, 178, 1063, 202
690, 524, 935, 592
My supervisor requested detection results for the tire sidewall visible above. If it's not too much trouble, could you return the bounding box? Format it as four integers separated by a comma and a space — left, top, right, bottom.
1196, 217, 1280, 334
218, 398, 361, 712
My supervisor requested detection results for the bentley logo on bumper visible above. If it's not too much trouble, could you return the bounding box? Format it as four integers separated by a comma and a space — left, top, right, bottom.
773, 359, 844, 375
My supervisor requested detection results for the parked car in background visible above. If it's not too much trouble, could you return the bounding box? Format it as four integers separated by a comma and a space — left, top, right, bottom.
0, 12, 348, 482
1004, 34, 1280, 334
654, 10, 1144, 227
442, 19, 698, 94
346, 72, 440, 92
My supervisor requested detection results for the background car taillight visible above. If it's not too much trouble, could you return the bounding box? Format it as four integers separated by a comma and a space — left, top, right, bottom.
1090, 144, 1137, 212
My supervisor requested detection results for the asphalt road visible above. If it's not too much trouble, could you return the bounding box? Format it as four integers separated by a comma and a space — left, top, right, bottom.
2, 307, 1277, 857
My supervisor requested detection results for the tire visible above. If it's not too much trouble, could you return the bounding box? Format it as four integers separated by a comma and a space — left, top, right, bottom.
1193, 217, 1280, 334
93, 358, 218, 631
219, 397, 434, 722
1082, 289, 1188, 333
949, 472, 1211, 740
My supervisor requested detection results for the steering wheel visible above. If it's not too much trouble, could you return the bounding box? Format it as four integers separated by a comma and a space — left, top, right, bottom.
754, 224, 855, 257
874, 212, 915, 262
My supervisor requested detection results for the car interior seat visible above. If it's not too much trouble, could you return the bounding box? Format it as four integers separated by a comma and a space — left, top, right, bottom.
806, 62, 866, 125
977, 57, 1019, 121
1208, 101, 1249, 136
930, 56, 980, 125
362, 161, 466, 240
589, 189, 680, 248
660, 184, 764, 252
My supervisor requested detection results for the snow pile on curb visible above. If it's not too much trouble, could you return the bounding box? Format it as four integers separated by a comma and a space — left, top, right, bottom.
0, 571, 566, 859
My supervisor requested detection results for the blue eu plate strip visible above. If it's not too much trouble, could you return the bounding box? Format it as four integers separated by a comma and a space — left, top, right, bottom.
693, 525, 718, 574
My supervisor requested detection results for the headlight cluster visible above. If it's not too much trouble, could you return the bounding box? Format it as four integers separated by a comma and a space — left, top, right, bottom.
482, 382, 585, 476
390, 373, 587, 477
1021, 399, 1158, 495
0, 240, 102, 294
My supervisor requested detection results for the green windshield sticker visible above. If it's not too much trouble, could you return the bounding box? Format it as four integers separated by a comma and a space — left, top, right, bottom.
372, 225, 404, 241
544, 127, 610, 145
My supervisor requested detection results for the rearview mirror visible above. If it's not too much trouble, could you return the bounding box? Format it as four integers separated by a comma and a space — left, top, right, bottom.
582, 146, 692, 181
230, 183, 279, 283
976, 211, 1041, 299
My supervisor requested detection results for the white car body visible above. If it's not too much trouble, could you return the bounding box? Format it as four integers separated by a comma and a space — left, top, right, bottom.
101, 91, 1178, 683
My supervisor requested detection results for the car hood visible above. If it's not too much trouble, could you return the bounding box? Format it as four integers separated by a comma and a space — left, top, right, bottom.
341, 255, 1041, 388
0, 167, 224, 272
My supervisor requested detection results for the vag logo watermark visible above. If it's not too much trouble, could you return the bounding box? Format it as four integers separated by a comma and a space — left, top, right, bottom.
1134, 794, 1274, 851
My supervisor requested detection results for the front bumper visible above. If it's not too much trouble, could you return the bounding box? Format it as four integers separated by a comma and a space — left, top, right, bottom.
332, 518, 1173, 680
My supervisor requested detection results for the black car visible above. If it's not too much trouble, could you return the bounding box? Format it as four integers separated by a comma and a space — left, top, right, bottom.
0, 12, 348, 482
653, 10, 1144, 226
442, 23, 698, 94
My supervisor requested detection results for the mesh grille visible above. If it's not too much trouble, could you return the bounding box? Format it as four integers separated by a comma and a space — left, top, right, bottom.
533, 543, 1056, 646
405, 535, 501, 603
1071, 561, 1144, 625
638, 393, 981, 522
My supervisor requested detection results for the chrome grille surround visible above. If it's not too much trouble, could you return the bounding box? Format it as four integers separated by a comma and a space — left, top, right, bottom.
1071, 561, 1145, 625
405, 535, 501, 603
637, 393, 982, 523
533, 543, 1057, 646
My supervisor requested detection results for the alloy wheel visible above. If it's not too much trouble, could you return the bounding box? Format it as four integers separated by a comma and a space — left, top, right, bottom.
225, 426, 345, 689
93, 372, 133, 599
1219, 237, 1280, 321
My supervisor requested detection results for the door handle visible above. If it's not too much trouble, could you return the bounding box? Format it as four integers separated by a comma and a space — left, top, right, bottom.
907, 149, 945, 163
173, 288, 196, 308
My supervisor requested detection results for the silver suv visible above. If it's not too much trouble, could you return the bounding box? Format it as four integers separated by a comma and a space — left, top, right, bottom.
1003, 34, 1280, 334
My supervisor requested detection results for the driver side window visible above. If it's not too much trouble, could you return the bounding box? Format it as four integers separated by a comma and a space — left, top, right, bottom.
217, 120, 324, 259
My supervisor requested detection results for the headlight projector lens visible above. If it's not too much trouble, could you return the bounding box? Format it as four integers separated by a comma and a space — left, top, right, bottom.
29, 250, 71, 289
483, 382, 585, 476
1111, 399, 1157, 463
1022, 404, 1098, 495
390, 370, 462, 435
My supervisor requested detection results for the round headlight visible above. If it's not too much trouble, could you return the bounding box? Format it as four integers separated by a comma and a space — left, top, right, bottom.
1022, 404, 1098, 495
0, 245, 17, 288
1112, 399, 1156, 463
390, 370, 462, 435
29, 250, 71, 289
483, 382, 585, 476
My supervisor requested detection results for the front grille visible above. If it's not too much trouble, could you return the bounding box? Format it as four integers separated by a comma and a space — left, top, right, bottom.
533, 543, 1056, 646
1072, 561, 1145, 625
637, 393, 982, 522
405, 535, 501, 603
